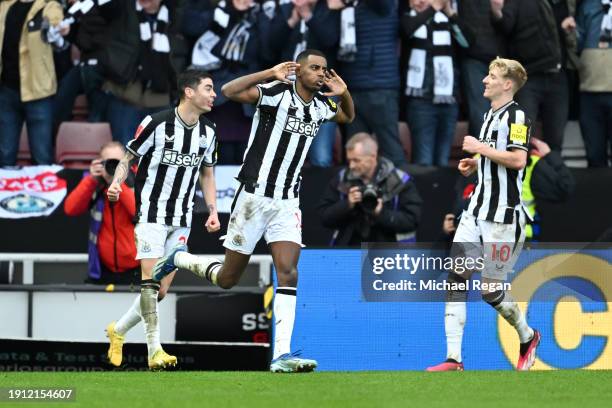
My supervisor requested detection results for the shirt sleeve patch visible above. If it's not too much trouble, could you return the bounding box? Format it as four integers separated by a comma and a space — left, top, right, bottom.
509, 123, 528, 144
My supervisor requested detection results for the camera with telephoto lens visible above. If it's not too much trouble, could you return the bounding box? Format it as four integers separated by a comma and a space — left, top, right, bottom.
359, 184, 380, 214
103, 159, 120, 176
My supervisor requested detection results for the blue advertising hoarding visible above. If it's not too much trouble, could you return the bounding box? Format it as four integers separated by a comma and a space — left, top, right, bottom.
285, 247, 612, 370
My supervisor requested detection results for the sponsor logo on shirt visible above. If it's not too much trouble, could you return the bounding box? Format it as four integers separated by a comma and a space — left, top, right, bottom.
161, 149, 202, 167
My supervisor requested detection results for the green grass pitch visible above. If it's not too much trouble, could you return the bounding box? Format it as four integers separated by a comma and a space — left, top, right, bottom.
1, 371, 610, 407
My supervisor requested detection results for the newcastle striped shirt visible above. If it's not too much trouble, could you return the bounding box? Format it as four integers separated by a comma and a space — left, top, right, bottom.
467, 100, 531, 224
126, 108, 218, 227
237, 80, 338, 199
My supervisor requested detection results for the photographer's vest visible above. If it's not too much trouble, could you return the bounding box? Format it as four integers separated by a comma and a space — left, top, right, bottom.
522, 155, 541, 241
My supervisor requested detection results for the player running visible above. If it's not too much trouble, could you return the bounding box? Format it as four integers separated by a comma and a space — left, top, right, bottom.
105, 69, 220, 370
427, 58, 540, 371
153, 49, 355, 373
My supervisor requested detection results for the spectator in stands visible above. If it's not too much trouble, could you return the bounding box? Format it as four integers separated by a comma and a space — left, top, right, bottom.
318, 133, 422, 245
0, 0, 69, 167
267, 0, 340, 167
400, 0, 473, 166
97, 0, 186, 145
183, 0, 270, 164
577, 0, 612, 167
335, 0, 407, 168
53, 1, 110, 127
458, 0, 507, 137
492, 0, 579, 152
64, 141, 139, 284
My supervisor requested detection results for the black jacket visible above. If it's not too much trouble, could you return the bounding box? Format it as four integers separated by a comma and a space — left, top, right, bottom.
493, 0, 565, 73
318, 158, 422, 246
268, 1, 340, 68
530, 151, 575, 202
457, 0, 507, 63
97, 0, 184, 91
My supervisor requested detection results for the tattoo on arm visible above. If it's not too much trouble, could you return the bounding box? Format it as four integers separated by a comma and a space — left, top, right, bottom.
207, 204, 216, 214
112, 151, 135, 185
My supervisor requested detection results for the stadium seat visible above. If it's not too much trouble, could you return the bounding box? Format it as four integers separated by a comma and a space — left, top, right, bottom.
72, 95, 89, 121
17, 125, 32, 166
55, 122, 112, 169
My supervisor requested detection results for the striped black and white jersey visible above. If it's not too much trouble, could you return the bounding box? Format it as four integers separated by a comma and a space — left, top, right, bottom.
237, 80, 338, 199
126, 108, 218, 227
466, 100, 531, 224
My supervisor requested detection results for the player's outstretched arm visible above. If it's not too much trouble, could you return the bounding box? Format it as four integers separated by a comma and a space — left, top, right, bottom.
323, 69, 355, 124
107, 151, 136, 202
199, 166, 220, 233
221, 61, 300, 105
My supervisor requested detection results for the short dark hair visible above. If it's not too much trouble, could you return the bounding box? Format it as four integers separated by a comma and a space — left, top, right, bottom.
177, 69, 213, 99
295, 49, 327, 64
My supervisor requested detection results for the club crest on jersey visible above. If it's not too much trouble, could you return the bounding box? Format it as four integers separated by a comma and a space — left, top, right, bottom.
284, 113, 320, 137
161, 149, 202, 167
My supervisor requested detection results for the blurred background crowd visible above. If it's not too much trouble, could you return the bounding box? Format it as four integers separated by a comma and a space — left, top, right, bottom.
2, 0, 611, 170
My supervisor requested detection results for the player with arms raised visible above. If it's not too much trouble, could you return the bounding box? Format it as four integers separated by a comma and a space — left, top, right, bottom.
153, 49, 355, 373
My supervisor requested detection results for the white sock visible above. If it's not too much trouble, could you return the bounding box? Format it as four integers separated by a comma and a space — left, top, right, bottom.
174, 251, 221, 283
114, 295, 141, 336
272, 287, 297, 360
141, 283, 161, 359
493, 293, 534, 343
445, 302, 466, 363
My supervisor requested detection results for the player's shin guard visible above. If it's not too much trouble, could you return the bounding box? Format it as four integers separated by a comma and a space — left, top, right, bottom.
174, 251, 222, 284
141, 280, 161, 359
273, 287, 297, 360
483, 290, 533, 343
445, 273, 468, 363
114, 295, 142, 335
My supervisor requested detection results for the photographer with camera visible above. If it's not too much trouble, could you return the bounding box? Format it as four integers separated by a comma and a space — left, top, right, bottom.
64, 141, 139, 284
318, 133, 422, 245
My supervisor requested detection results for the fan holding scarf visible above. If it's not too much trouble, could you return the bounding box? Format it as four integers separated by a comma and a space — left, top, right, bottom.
95, 0, 186, 145
400, 0, 473, 166
183, 0, 271, 164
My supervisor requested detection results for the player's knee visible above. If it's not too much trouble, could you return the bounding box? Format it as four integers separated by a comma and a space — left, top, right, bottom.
276, 266, 297, 287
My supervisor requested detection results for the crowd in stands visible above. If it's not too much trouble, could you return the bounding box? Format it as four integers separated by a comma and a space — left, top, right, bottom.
1, 0, 611, 169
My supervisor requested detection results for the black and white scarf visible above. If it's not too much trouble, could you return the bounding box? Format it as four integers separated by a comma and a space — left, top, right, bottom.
293, 19, 308, 61
338, 0, 358, 62
136, 0, 171, 53
406, 10, 454, 104
192, 0, 256, 70
602, 0, 612, 43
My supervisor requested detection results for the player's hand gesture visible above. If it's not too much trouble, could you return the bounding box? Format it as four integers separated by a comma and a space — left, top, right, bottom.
323, 69, 348, 97
462, 135, 482, 154
458, 158, 478, 177
271, 61, 299, 84
107, 181, 122, 202
205, 213, 221, 233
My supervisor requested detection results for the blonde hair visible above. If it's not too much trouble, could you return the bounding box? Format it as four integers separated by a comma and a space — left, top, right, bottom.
489, 58, 528, 92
